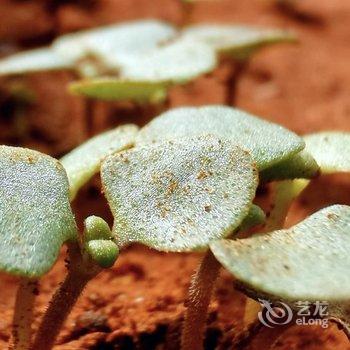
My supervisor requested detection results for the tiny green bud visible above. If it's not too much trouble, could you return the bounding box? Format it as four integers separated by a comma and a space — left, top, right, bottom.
86, 240, 119, 268
84, 216, 112, 242
238, 204, 266, 233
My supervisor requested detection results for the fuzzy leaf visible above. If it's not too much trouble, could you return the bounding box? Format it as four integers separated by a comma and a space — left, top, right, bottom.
304, 132, 350, 174
0, 48, 72, 76
105, 38, 216, 82
259, 150, 319, 183
70, 79, 169, 102
53, 20, 176, 65
61, 125, 138, 200
210, 205, 350, 335
70, 38, 217, 100
0, 146, 77, 277
181, 24, 296, 60
137, 106, 304, 170
102, 135, 258, 251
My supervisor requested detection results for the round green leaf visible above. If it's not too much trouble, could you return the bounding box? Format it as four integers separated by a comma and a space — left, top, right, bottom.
259, 150, 320, 183
211, 204, 350, 336
137, 106, 304, 170
101, 135, 258, 251
304, 132, 350, 174
53, 20, 176, 65
211, 205, 350, 301
181, 24, 296, 60
0, 47, 72, 76
70, 38, 217, 100
61, 124, 138, 200
0, 146, 77, 277
105, 38, 216, 83
54, 21, 215, 83
70, 79, 169, 103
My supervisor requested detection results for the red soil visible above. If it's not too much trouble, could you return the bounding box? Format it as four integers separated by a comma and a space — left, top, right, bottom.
1, 0, 350, 349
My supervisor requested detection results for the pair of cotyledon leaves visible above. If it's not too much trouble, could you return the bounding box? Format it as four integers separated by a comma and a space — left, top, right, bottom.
0, 105, 333, 274
0, 20, 295, 102
211, 131, 350, 334
62, 105, 318, 255
1, 106, 350, 331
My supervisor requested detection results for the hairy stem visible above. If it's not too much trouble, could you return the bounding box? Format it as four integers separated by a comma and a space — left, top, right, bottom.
10, 278, 39, 350
31, 242, 100, 350
181, 249, 221, 350
242, 180, 310, 330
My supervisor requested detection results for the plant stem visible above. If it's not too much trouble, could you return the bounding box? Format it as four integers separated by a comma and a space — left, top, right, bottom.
242, 180, 310, 330
180, 1, 195, 27
225, 61, 246, 106
181, 249, 221, 350
31, 242, 100, 350
85, 99, 95, 137
265, 179, 309, 232
10, 278, 38, 350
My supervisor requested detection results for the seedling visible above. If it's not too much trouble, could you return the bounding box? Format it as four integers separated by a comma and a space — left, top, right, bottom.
1, 105, 348, 350
0, 20, 214, 104
0, 19, 294, 105
129, 105, 318, 349
0, 20, 295, 160
181, 23, 297, 104
0, 146, 77, 350
70, 23, 295, 105
0, 125, 134, 350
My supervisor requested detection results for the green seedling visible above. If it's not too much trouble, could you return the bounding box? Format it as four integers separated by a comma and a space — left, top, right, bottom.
210, 205, 350, 337
0, 20, 215, 104
208, 130, 350, 348
0, 146, 78, 349
0, 19, 295, 105
0, 125, 134, 349
1, 105, 348, 350
71, 23, 295, 104
128, 105, 317, 349
182, 23, 297, 105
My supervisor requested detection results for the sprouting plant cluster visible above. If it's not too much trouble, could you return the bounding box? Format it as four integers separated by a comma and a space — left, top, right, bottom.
0, 17, 348, 350
0, 19, 295, 103
1, 104, 350, 350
